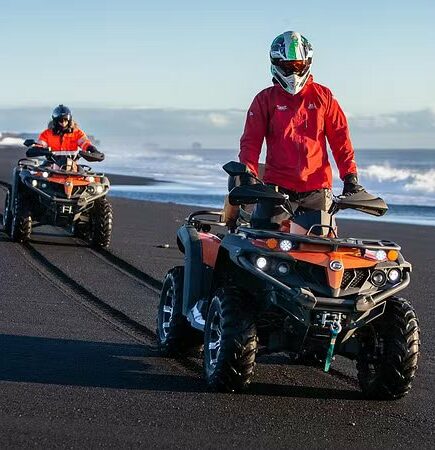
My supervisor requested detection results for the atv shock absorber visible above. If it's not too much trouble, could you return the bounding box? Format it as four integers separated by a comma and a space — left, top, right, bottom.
324, 320, 342, 373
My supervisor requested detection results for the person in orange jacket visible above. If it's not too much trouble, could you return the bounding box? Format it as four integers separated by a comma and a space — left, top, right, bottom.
37, 105, 102, 157
238, 31, 363, 228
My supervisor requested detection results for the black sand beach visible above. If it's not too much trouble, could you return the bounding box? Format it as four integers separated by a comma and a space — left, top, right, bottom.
0, 145, 433, 448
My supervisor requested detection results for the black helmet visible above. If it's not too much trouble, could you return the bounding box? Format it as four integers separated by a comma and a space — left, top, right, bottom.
52, 104, 72, 129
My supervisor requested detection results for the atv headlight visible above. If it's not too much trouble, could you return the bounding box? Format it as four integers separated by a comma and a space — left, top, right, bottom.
371, 270, 387, 287
87, 185, 96, 194
42, 171, 49, 178
86, 176, 95, 182
96, 185, 104, 194
277, 262, 290, 275
365, 249, 387, 261
31, 179, 38, 187
41, 183, 47, 189
255, 256, 268, 270
388, 269, 401, 283
279, 240, 293, 252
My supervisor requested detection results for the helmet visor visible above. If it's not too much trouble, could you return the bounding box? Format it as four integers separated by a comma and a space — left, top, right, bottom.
272, 59, 310, 76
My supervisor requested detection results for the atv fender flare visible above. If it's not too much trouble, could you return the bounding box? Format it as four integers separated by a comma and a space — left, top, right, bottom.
177, 225, 213, 316
10, 167, 23, 213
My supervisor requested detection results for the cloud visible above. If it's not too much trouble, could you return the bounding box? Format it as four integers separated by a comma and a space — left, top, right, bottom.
350, 108, 435, 133
0, 106, 434, 149
207, 112, 230, 127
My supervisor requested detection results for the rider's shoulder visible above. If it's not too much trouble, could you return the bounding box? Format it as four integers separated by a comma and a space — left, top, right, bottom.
310, 81, 334, 99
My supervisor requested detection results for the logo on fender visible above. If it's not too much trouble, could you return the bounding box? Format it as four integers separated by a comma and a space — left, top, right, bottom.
61, 205, 73, 214
329, 260, 343, 271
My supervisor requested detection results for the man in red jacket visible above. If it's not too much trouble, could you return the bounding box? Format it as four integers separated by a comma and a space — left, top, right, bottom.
37, 104, 101, 156
239, 31, 363, 227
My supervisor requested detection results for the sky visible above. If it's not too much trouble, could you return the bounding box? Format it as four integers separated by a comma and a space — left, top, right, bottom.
0, 0, 434, 113
0, 0, 434, 148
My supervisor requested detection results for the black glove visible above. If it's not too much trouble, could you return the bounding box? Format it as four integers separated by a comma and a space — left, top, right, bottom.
87, 145, 98, 153
80, 145, 105, 162
342, 173, 364, 196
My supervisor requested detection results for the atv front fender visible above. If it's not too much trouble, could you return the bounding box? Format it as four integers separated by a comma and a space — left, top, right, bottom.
177, 225, 213, 316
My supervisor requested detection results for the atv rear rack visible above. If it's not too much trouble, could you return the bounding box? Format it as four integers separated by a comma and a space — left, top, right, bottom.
186, 210, 227, 232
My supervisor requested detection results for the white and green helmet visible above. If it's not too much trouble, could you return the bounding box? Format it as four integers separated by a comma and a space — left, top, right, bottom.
270, 31, 313, 95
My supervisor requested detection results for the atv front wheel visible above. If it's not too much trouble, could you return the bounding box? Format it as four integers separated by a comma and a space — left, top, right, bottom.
90, 197, 113, 249
356, 296, 420, 400
2, 190, 13, 235
204, 288, 257, 392
11, 195, 32, 243
156, 266, 200, 355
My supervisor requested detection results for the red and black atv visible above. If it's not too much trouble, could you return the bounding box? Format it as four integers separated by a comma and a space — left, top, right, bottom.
157, 161, 420, 399
2, 139, 112, 248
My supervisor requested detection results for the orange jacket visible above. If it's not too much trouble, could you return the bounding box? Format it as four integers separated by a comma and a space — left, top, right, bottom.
37, 127, 92, 152
239, 77, 357, 192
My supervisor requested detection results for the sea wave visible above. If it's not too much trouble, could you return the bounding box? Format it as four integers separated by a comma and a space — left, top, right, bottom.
360, 165, 435, 193
174, 154, 204, 162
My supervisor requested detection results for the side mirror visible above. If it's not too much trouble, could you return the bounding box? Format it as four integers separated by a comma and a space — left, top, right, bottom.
223, 161, 250, 177
23, 139, 37, 147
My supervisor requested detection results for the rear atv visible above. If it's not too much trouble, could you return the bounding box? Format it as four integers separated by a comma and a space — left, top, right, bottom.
3, 140, 113, 248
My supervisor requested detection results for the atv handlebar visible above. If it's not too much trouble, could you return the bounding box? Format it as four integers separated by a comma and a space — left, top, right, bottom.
223, 161, 388, 218
24, 146, 104, 163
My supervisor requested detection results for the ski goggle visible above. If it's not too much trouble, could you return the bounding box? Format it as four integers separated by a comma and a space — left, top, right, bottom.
272, 59, 310, 76
56, 116, 70, 123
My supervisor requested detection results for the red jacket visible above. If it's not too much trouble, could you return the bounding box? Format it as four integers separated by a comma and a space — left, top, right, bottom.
239, 77, 357, 192
37, 126, 92, 152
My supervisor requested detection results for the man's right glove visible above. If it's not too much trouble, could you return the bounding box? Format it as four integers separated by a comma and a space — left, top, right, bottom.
342, 173, 364, 196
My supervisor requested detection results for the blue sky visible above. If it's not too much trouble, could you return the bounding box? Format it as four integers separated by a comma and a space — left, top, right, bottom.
0, 0, 434, 116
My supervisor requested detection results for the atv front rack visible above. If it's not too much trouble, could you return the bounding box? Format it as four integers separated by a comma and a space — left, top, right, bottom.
237, 226, 401, 251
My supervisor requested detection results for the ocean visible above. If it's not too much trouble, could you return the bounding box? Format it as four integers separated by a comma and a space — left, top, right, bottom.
99, 146, 435, 226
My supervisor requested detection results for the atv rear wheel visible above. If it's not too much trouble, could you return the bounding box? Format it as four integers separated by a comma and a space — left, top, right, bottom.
2, 190, 13, 235
356, 297, 420, 400
11, 195, 32, 243
90, 197, 113, 249
157, 266, 200, 356
204, 288, 257, 392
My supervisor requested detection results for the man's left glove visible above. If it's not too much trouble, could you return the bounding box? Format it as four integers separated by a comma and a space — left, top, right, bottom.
342, 173, 364, 196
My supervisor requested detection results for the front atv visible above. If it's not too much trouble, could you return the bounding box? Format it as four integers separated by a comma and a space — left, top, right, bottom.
157, 162, 420, 399
3, 140, 113, 248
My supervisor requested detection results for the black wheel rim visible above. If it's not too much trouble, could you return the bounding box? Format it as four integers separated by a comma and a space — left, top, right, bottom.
207, 298, 222, 371
361, 324, 384, 371
161, 277, 175, 339
3, 192, 9, 227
